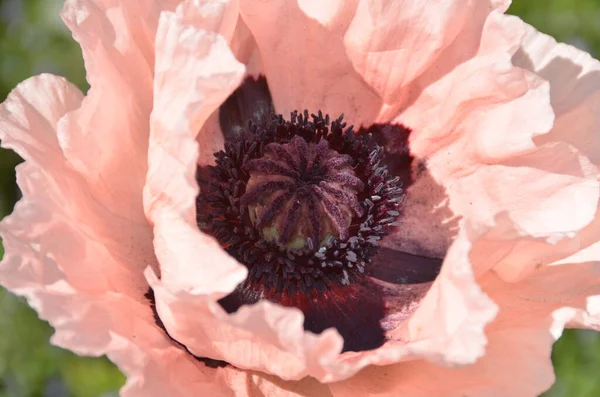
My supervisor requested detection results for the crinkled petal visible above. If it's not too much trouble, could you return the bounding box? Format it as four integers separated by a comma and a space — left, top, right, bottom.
0, 75, 83, 165
143, 2, 246, 291
54, 0, 186, 272
344, 0, 476, 104
0, 74, 148, 297
239, 0, 381, 125
390, 11, 600, 287
328, 240, 600, 397
59, 0, 177, 215
401, 12, 552, 165
329, 327, 555, 397
150, 218, 496, 383
503, 24, 600, 284
383, 12, 562, 258
0, 73, 245, 397
225, 371, 333, 397
455, 143, 598, 240
147, 268, 343, 381
176, 0, 240, 41
444, 25, 600, 282
513, 24, 600, 168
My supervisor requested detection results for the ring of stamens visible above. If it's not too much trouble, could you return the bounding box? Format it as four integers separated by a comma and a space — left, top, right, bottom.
200, 110, 404, 297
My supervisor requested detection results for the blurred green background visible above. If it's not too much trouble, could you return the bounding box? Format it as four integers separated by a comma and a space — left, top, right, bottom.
0, 0, 599, 396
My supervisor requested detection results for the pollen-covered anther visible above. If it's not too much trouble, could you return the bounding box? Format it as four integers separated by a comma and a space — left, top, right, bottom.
241, 136, 364, 251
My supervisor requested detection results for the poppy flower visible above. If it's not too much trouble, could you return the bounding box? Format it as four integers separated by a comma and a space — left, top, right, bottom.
0, 1, 598, 396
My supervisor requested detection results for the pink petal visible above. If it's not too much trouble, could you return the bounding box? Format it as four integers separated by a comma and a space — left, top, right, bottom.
507, 24, 600, 284
401, 11, 552, 164
143, 2, 246, 292
175, 0, 239, 41
388, 11, 599, 285
344, 0, 477, 104
55, 0, 182, 270
0, 75, 82, 165
238, 0, 519, 127
144, 2, 343, 382
514, 24, 600, 168
0, 75, 208, 397
148, 224, 496, 383
423, 24, 600, 283
239, 0, 381, 125
329, 327, 555, 397
329, 250, 600, 397
0, 74, 247, 397
383, 11, 563, 260
59, 0, 177, 219
225, 371, 333, 397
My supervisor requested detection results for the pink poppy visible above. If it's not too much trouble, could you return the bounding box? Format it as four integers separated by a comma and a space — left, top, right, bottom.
1, 0, 599, 396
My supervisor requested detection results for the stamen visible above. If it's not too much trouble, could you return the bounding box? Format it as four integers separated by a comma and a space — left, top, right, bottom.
199, 110, 407, 352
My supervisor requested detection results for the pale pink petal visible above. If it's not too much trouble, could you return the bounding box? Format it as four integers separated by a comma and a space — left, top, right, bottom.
226, 371, 333, 397
147, 269, 344, 381
329, 327, 555, 397
149, 220, 496, 383
143, 2, 246, 291
58, 0, 178, 233
0, 73, 244, 397
0, 8, 235, 396
0, 74, 147, 297
238, 0, 519, 127
430, 26, 600, 283
483, 262, 600, 336
228, 16, 263, 76
391, 11, 599, 286
460, 149, 598, 284
176, 0, 239, 41
328, 252, 600, 397
378, 3, 524, 121
239, 0, 381, 125
109, 321, 239, 397
401, 12, 552, 165
506, 24, 600, 283
54, 0, 187, 272
142, 4, 325, 382
513, 24, 600, 168
382, 12, 556, 258
0, 75, 82, 165
344, 0, 478, 104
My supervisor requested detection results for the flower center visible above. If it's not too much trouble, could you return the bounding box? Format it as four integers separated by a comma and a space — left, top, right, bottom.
242, 135, 364, 251
200, 110, 405, 352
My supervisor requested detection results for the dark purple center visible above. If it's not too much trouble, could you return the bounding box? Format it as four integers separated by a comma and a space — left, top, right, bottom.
201, 110, 405, 352
146, 76, 442, 363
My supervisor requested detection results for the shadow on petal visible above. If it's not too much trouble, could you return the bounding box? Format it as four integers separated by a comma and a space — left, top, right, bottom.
219, 75, 274, 142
